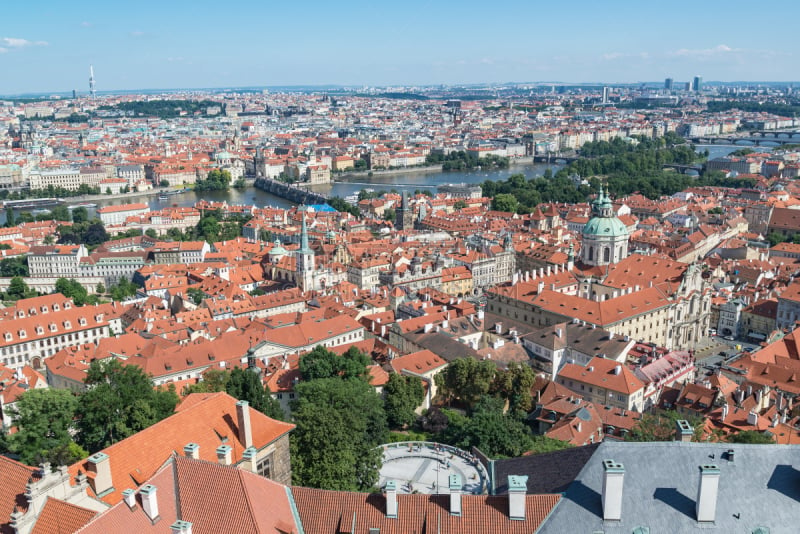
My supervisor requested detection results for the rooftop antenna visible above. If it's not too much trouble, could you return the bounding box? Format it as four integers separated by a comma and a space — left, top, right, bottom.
89, 65, 96, 100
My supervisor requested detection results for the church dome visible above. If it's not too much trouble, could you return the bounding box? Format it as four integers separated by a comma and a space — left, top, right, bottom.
582, 215, 629, 238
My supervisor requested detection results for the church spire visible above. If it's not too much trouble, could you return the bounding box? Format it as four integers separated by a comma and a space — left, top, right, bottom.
299, 205, 311, 253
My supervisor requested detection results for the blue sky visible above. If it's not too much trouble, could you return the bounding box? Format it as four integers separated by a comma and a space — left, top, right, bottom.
1, 0, 798, 94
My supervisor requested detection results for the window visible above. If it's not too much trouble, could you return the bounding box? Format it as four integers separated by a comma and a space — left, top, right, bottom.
256, 455, 272, 478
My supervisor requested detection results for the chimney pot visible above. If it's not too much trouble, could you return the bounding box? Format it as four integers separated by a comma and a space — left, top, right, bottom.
449, 474, 462, 516
216, 445, 233, 466
240, 446, 258, 473
140, 484, 159, 522
507, 475, 528, 520
696, 465, 720, 523
170, 520, 193, 534
676, 420, 693, 442
122, 488, 136, 509
385, 480, 398, 518
236, 400, 254, 448
602, 460, 625, 522
184, 443, 200, 459
87, 452, 113, 496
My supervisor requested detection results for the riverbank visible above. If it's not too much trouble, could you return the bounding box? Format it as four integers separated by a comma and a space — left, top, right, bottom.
334, 156, 537, 183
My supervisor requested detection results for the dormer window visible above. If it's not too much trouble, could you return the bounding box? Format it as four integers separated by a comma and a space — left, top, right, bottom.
63, 321, 71, 329
4, 333, 11, 341
35, 326, 44, 335
53, 304, 60, 311
63, 303, 71, 310
78, 317, 87, 326
18, 330, 26, 339
28, 308, 36, 315
49, 323, 57, 332
40, 305, 48, 313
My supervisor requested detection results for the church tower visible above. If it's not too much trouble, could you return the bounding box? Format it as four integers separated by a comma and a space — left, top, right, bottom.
396, 191, 414, 231
580, 185, 629, 267
295, 206, 315, 291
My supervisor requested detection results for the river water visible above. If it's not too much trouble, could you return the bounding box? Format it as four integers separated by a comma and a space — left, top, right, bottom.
10, 144, 767, 222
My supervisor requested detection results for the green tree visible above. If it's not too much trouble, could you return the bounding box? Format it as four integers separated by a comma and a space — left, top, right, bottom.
491, 193, 519, 213
55, 278, 89, 306
108, 277, 139, 301
441, 397, 532, 458
225, 367, 283, 421
435, 357, 496, 409
728, 430, 775, 444
183, 369, 231, 395
71, 206, 89, 224
195, 169, 232, 192
383, 373, 425, 428
299, 345, 370, 381
291, 377, 387, 490
7, 388, 87, 465
6, 276, 30, 300
96, 282, 105, 295
50, 205, 71, 222
186, 287, 206, 305
383, 208, 396, 223
160, 180, 170, 187
453, 200, 467, 210
145, 228, 158, 239
626, 411, 703, 442
5, 207, 15, 227
0, 257, 28, 277
491, 362, 536, 413
76, 359, 179, 452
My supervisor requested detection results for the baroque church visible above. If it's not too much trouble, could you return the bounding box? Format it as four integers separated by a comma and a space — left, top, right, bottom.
488, 185, 712, 351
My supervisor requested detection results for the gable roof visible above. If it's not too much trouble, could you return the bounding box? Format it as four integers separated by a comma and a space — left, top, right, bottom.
492, 443, 601, 494
68, 392, 294, 505
0, 456, 37, 534
537, 441, 800, 533
290, 486, 560, 534
30, 498, 97, 534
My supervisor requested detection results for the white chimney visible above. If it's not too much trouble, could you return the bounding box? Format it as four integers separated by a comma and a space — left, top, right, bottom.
613, 365, 622, 375
216, 445, 232, 466
87, 452, 113, 496
442, 319, 449, 329
721, 403, 729, 422
184, 443, 199, 459
696, 465, 720, 523
240, 446, 258, 474
477, 309, 484, 320
507, 475, 528, 520
170, 520, 193, 534
236, 400, 253, 448
385, 480, 398, 518
747, 410, 758, 426
602, 460, 625, 521
449, 474, 462, 516
140, 484, 159, 521
676, 419, 693, 442
495, 322, 502, 334
122, 488, 136, 509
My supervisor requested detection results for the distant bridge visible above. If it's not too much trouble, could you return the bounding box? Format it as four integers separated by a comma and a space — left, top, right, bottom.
533, 155, 581, 164
688, 136, 800, 147
254, 178, 329, 205
662, 163, 704, 174
748, 130, 800, 139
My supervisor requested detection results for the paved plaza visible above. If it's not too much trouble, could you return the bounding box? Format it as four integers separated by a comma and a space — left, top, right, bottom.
377, 441, 488, 495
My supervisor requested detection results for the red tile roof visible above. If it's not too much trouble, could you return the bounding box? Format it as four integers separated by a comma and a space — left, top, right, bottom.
30, 498, 96, 534
0, 456, 38, 534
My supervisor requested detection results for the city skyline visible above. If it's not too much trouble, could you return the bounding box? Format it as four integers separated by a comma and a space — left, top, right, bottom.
1, 0, 799, 94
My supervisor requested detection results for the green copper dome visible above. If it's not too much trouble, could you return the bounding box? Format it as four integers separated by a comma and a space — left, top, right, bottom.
582, 215, 628, 237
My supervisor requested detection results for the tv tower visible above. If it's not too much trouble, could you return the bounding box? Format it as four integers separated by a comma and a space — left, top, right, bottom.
89, 65, 96, 99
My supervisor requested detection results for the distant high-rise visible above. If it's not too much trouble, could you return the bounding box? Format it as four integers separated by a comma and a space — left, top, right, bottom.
602, 86, 610, 104
664, 78, 674, 90
692, 76, 702, 92
89, 65, 96, 100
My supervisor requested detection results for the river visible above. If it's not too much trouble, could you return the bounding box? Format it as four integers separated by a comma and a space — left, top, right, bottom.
6, 143, 769, 223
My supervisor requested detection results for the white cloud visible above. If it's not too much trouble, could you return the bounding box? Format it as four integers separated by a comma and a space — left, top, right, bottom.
601, 51, 649, 61
129, 30, 145, 37
0, 48, 7, 54
2, 37, 47, 48
670, 44, 738, 58
81, 21, 92, 28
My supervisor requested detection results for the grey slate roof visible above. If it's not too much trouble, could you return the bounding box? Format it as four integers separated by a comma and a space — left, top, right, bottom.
493, 443, 600, 495
537, 441, 800, 534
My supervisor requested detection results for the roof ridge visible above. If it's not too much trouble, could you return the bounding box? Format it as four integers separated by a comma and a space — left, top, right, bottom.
236, 467, 262, 533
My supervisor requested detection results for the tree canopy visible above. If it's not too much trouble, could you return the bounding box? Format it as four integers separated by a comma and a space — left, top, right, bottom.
225, 367, 284, 421
290, 377, 387, 490
383, 373, 425, 428
76, 359, 179, 452
299, 345, 370, 381
435, 357, 496, 409
5, 388, 87, 465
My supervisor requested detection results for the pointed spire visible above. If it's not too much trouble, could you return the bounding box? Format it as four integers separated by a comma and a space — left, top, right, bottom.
297, 205, 312, 254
